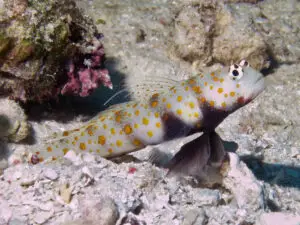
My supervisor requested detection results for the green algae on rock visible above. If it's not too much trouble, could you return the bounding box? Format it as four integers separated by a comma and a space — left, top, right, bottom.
0, 0, 104, 102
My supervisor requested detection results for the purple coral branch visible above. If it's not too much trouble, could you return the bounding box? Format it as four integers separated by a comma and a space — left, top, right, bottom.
61, 40, 112, 97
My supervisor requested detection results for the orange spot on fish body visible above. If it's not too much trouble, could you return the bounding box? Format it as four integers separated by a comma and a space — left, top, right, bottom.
99, 116, 106, 121
115, 114, 122, 123
98, 135, 106, 145
189, 102, 195, 109
192, 86, 202, 94
147, 131, 153, 137
133, 138, 142, 146
189, 79, 196, 85
151, 100, 158, 108
124, 124, 133, 134
176, 109, 182, 115
116, 140, 123, 147
213, 77, 219, 82
142, 117, 149, 125
79, 143, 87, 150
111, 128, 116, 135
87, 129, 94, 136
63, 148, 69, 155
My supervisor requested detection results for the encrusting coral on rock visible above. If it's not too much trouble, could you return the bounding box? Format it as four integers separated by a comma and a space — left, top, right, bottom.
0, 0, 111, 102
61, 39, 112, 97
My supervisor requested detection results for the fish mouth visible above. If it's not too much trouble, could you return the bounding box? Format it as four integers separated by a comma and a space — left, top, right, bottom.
250, 76, 265, 100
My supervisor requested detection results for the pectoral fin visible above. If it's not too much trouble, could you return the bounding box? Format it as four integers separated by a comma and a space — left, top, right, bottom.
208, 131, 226, 167
166, 132, 227, 181
166, 133, 211, 178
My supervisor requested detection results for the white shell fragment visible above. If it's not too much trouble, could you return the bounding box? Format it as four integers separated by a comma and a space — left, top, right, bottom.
43, 168, 58, 181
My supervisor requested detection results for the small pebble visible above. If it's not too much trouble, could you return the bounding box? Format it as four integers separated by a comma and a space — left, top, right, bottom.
43, 168, 58, 180
80, 197, 119, 225
182, 209, 207, 225
33, 211, 53, 224
257, 212, 300, 225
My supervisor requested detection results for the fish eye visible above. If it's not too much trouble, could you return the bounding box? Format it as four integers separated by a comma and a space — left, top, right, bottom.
239, 59, 249, 67
228, 64, 243, 80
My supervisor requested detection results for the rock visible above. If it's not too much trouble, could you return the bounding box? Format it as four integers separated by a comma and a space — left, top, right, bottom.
80, 197, 119, 225
224, 0, 260, 2
0, 198, 12, 223
0, 157, 8, 170
256, 212, 300, 225
212, 3, 268, 70
32, 211, 54, 224
8, 219, 26, 225
0, 98, 29, 142
182, 208, 207, 225
255, 0, 300, 64
236, 64, 300, 163
173, 3, 213, 67
0, 0, 110, 102
172, 1, 269, 70
221, 153, 264, 210
43, 168, 58, 180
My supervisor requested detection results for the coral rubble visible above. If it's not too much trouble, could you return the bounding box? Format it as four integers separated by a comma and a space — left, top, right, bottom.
0, 0, 111, 102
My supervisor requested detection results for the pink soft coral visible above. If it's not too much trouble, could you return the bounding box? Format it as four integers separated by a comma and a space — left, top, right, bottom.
61, 39, 112, 97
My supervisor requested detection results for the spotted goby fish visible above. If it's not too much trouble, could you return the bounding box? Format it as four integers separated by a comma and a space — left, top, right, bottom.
27, 60, 265, 176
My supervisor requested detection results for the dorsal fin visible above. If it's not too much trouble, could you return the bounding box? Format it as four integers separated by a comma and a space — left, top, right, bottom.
123, 51, 189, 102
125, 75, 180, 102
